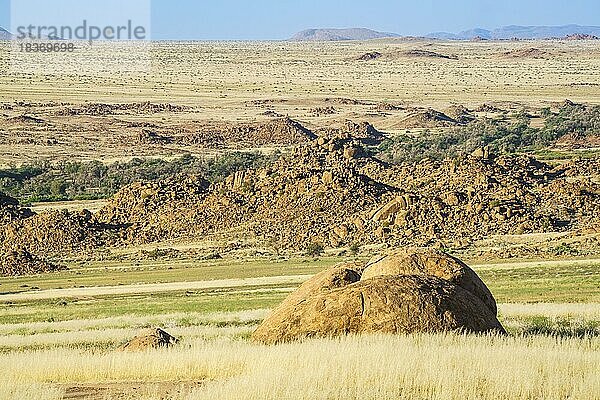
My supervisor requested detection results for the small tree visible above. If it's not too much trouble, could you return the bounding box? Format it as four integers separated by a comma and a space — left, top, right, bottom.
349, 242, 360, 255
305, 242, 324, 257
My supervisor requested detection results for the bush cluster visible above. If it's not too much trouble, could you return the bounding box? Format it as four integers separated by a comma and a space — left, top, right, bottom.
377, 103, 600, 164
0, 152, 273, 204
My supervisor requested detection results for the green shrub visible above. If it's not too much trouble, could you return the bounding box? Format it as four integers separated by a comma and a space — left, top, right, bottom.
305, 242, 324, 257
349, 242, 360, 255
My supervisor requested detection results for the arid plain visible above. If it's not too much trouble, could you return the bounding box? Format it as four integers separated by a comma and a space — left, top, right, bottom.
0, 39, 599, 399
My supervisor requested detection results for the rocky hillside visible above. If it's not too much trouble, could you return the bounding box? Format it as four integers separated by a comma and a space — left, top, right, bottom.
95, 137, 600, 251
1, 130, 599, 259
97, 136, 394, 248
367, 152, 600, 248
178, 118, 316, 148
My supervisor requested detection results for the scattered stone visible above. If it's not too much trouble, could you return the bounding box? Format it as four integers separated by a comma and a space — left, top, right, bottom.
56, 102, 188, 116
309, 106, 337, 116
118, 328, 179, 352
397, 49, 457, 60
356, 52, 383, 61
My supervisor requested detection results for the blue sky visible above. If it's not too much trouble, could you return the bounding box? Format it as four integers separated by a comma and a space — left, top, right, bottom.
1, 0, 599, 40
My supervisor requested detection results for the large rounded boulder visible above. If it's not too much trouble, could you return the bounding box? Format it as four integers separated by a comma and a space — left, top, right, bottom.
252, 249, 505, 344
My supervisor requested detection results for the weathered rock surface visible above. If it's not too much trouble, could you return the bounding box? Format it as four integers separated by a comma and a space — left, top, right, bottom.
362, 249, 497, 313
0, 248, 64, 276
0, 193, 34, 224
252, 249, 505, 344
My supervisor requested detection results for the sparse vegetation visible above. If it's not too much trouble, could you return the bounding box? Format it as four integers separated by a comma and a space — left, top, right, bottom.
544, 102, 600, 139
0, 152, 274, 204
378, 103, 600, 163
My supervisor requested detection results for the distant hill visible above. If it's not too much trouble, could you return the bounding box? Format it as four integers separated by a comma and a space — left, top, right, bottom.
291, 28, 401, 41
0, 27, 13, 40
426, 24, 600, 40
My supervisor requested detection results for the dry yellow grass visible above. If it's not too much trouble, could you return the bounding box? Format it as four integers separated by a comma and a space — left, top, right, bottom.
0, 333, 598, 400
0, 303, 597, 399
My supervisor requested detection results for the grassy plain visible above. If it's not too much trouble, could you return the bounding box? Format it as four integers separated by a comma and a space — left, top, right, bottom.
0, 254, 599, 399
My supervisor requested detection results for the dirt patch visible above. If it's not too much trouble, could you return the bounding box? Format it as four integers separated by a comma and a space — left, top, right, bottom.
60, 381, 202, 400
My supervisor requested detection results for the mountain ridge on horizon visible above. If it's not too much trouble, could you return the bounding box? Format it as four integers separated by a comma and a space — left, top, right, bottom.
290, 28, 401, 41
1, 24, 599, 41
290, 24, 600, 41
427, 24, 600, 40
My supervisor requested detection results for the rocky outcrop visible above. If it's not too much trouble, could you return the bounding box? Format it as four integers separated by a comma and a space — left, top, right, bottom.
0, 193, 35, 224
397, 109, 458, 129
2, 127, 599, 258
0, 249, 64, 276
93, 137, 600, 252
179, 117, 316, 148
0, 209, 112, 254
252, 249, 505, 344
